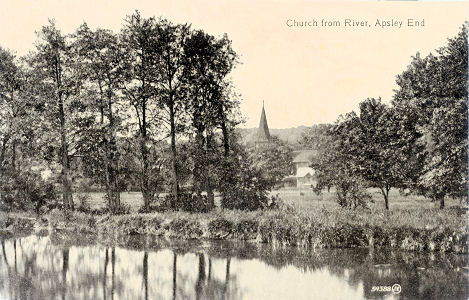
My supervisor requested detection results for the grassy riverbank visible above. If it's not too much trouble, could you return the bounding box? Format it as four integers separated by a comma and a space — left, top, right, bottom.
1, 202, 467, 254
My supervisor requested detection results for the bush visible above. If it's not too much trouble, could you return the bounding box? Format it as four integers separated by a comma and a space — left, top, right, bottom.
217, 144, 270, 211
335, 176, 373, 209
176, 193, 210, 213
208, 218, 234, 238
76, 194, 91, 213
168, 217, 203, 238
110, 202, 131, 215
1, 169, 58, 213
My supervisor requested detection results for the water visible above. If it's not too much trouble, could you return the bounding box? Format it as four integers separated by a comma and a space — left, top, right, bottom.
0, 234, 467, 300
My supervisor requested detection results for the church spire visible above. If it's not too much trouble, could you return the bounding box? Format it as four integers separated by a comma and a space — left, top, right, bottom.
257, 100, 271, 143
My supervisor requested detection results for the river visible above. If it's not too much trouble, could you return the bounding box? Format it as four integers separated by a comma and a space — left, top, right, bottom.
0, 234, 467, 299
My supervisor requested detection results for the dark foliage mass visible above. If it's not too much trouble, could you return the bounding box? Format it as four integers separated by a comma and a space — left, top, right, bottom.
0, 11, 269, 213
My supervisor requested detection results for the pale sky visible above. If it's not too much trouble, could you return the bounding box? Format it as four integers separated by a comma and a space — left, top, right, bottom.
0, 0, 467, 128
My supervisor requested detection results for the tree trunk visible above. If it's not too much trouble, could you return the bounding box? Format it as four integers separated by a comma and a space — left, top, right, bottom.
107, 88, 120, 211
379, 186, 390, 210
218, 103, 230, 157
11, 139, 16, 171
217, 104, 230, 210
438, 194, 445, 209
206, 182, 214, 210
98, 79, 105, 124
193, 130, 205, 196
140, 98, 152, 210
104, 156, 112, 209
141, 136, 151, 210
0, 136, 8, 170
205, 134, 214, 209
56, 50, 73, 210
0, 136, 9, 202
169, 99, 179, 209
60, 113, 73, 210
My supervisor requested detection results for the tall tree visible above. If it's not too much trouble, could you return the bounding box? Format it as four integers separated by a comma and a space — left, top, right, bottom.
393, 23, 468, 208
310, 113, 372, 209
183, 30, 238, 208
154, 19, 191, 208
120, 12, 161, 209
0, 47, 23, 192
74, 24, 125, 211
27, 20, 83, 209
352, 98, 406, 209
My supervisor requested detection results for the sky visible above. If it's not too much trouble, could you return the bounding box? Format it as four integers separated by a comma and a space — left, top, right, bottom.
0, 0, 467, 128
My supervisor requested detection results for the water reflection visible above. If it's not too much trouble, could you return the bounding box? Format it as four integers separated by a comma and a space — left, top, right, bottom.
0, 234, 467, 300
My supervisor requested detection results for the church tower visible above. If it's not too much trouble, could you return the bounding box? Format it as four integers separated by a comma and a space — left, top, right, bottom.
256, 101, 271, 146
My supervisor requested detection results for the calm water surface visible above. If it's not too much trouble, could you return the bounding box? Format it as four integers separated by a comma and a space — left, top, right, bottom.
0, 234, 467, 300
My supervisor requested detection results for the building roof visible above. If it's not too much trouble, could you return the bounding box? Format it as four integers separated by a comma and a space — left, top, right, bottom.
296, 167, 315, 177
257, 101, 271, 143
292, 150, 317, 163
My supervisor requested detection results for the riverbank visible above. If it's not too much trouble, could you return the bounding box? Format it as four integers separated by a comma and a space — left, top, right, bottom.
0, 204, 467, 253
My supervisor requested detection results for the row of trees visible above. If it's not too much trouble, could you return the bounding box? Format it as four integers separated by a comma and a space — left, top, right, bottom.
0, 12, 278, 213
304, 24, 468, 209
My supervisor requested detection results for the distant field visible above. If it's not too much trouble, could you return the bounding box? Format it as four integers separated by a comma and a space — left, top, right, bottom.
273, 188, 467, 211
76, 188, 467, 213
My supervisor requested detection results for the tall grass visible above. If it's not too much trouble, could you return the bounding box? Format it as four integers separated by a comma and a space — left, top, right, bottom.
38, 203, 465, 253
2, 190, 467, 253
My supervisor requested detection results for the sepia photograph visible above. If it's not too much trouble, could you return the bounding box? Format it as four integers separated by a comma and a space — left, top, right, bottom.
0, 0, 468, 299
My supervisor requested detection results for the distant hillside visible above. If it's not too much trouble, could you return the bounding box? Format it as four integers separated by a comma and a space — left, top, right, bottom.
238, 126, 310, 147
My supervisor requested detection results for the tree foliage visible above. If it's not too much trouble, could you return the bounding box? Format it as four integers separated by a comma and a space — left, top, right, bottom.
393, 23, 468, 208
250, 137, 294, 189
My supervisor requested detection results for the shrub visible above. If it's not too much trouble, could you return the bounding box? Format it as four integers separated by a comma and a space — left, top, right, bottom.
218, 146, 270, 211
76, 194, 91, 213
335, 176, 373, 209
168, 217, 203, 238
208, 218, 234, 238
1, 169, 58, 213
110, 202, 131, 215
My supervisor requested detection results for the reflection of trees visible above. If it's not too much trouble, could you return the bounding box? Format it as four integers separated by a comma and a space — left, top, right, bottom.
208, 257, 212, 280
103, 248, 108, 300
0, 235, 467, 300
172, 251, 177, 300
111, 247, 115, 300
0, 237, 107, 300
200, 240, 468, 300
100, 247, 125, 300
190, 253, 241, 300
195, 253, 205, 300
1, 240, 9, 268
62, 248, 69, 300
13, 240, 16, 272
143, 251, 148, 300
223, 256, 230, 300
1, 239, 11, 299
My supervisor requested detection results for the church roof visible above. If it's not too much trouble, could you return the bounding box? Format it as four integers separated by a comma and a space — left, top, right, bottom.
296, 167, 315, 177
257, 102, 271, 142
